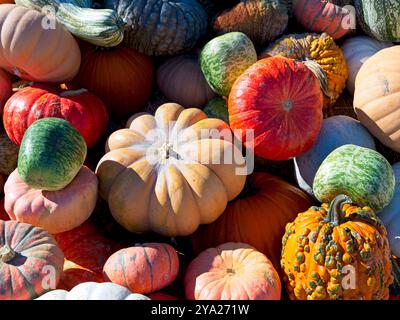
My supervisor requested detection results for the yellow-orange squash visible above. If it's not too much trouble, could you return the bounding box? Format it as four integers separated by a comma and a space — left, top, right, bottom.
281, 194, 393, 300
96, 103, 247, 237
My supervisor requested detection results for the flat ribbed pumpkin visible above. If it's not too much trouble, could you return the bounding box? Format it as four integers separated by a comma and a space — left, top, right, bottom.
228, 56, 323, 161
96, 103, 247, 237
261, 33, 348, 107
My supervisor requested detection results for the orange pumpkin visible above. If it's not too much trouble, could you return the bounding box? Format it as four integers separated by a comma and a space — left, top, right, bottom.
191, 172, 312, 272
185, 242, 281, 300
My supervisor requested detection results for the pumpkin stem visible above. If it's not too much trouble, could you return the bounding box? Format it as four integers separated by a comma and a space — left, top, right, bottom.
60, 88, 88, 97
0, 244, 16, 263
326, 194, 353, 226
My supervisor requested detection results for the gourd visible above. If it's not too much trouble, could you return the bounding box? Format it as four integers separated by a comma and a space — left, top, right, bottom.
281, 194, 393, 300
0, 132, 19, 175
203, 98, 229, 124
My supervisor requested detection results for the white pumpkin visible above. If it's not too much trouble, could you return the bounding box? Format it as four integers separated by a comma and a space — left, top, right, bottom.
341, 36, 392, 95
36, 282, 151, 300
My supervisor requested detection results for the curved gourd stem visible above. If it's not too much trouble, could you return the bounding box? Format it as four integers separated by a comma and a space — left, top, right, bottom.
326, 194, 353, 226
0, 244, 16, 263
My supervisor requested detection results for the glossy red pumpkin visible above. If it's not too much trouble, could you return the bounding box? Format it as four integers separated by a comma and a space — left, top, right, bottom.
3, 84, 108, 147
0, 69, 11, 114
228, 56, 324, 160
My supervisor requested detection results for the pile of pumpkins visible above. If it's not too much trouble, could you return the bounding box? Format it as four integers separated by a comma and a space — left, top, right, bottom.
0, 0, 400, 300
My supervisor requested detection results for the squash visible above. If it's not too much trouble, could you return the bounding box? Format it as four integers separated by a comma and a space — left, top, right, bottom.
292, 0, 354, 40
313, 144, 395, 212
54, 220, 119, 290
0, 175, 4, 196
353, 46, 400, 152
5, 166, 97, 234
157, 55, 215, 108
15, 0, 125, 47
379, 163, 400, 258
0, 4, 81, 82
71, 43, 154, 119
212, 0, 288, 46
294, 116, 376, 197
261, 33, 348, 107
103, 243, 179, 294
0, 0, 14, 3
185, 242, 281, 300
203, 97, 229, 124
3, 84, 109, 148
200, 32, 257, 97
342, 36, 392, 95
191, 172, 312, 272
281, 194, 393, 300
0, 132, 18, 175
354, 0, 400, 42
105, 0, 208, 56
17, 118, 87, 191
36, 282, 150, 300
96, 103, 247, 237
228, 56, 324, 161
0, 220, 64, 300
0, 68, 11, 113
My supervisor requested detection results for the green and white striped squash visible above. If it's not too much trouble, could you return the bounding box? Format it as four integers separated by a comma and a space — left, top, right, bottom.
15, 0, 125, 47
313, 144, 395, 212
17, 118, 87, 192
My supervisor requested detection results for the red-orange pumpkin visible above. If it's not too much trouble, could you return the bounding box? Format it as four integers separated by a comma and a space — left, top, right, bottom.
191, 172, 312, 272
71, 43, 154, 119
0, 68, 11, 114
103, 243, 179, 294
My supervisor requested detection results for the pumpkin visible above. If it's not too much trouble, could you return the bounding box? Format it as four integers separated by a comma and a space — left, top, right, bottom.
191, 172, 312, 272
103, 243, 179, 294
354, 0, 400, 42
342, 36, 392, 95
281, 194, 393, 300
54, 220, 119, 290
0, 132, 18, 175
157, 55, 215, 108
0, 4, 81, 82
353, 46, 400, 152
0, 0, 14, 3
3, 84, 109, 148
15, 0, 125, 47
200, 32, 257, 97
0, 220, 64, 300
36, 282, 150, 300
292, 0, 354, 40
313, 144, 395, 213
72, 43, 154, 119
148, 292, 178, 300
212, 0, 288, 46
0, 68, 11, 113
294, 116, 376, 197
228, 56, 324, 161
261, 33, 348, 107
379, 163, 400, 258
203, 97, 229, 124
96, 103, 247, 237
185, 242, 281, 300
0, 175, 4, 196
105, 0, 208, 56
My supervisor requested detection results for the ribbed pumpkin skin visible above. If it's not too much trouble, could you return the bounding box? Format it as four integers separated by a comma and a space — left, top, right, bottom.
72, 44, 154, 119
354, 46, 400, 152
354, 0, 400, 42
213, 0, 288, 45
157, 55, 215, 108
313, 145, 395, 213
106, 0, 208, 56
0, 5, 81, 82
17, 118, 87, 191
103, 243, 179, 294
261, 33, 348, 107
191, 172, 312, 272
281, 195, 393, 300
5, 166, 98, 234
0, 220, 64, 300
293, 0, 353, 40
228, 56, 323, 161
185, 242, 281, 300
0, 68, 11, 113
0, 132, 18, 175
3, 85, 109, 148
342, 36, 392, 95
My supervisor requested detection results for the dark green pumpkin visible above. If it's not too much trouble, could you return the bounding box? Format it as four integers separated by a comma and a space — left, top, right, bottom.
18, 118, 87, 191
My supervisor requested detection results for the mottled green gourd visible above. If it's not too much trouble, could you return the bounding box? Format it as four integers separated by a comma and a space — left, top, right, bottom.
203, 97, 229, 124
313, 144, 395, 212
18, 118, 87, 191
200, 32, 257, 97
